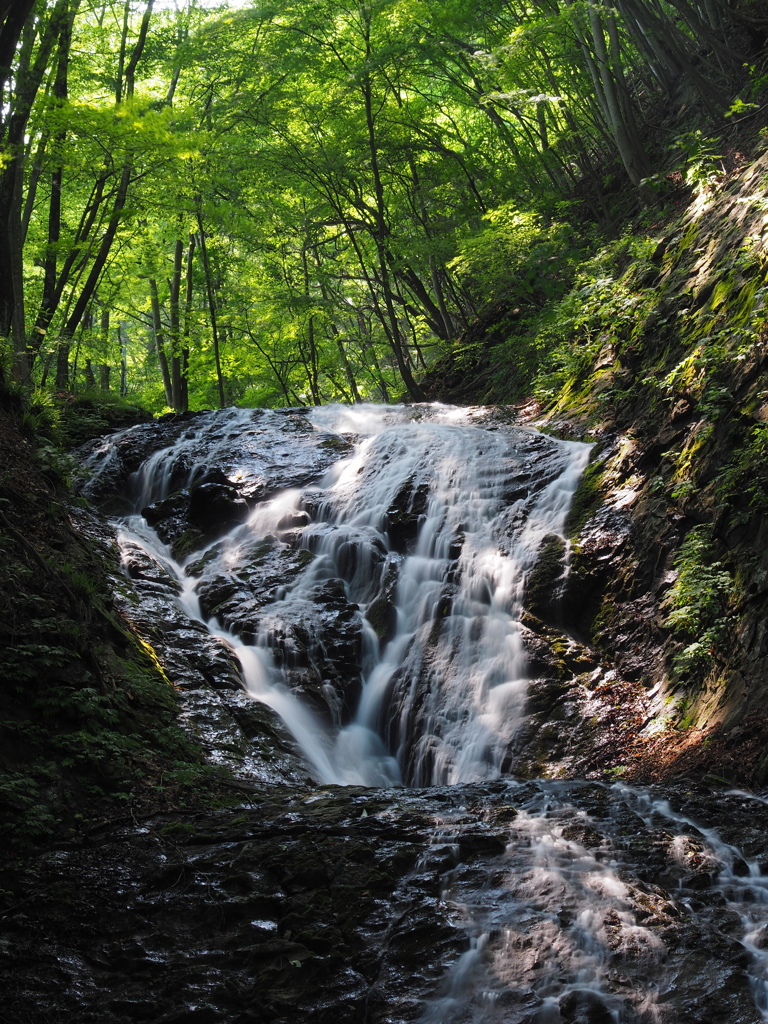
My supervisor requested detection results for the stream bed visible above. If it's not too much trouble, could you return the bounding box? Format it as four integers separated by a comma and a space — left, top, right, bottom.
3, 404, 768, 1022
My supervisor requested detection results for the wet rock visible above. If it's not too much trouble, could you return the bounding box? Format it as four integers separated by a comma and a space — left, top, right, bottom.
278, 510, 311, 532
77, 407, 357, 515
141, 489, 191, 545
75, 413, 208, 511
119, 533, 182, 592
5, 781, 768, 1023
366, 592, 398, 646
189, 481, 250, 536
194, 541, 311, 636
386, 478, 430, 552
559, 989, 615, 1024
524, 533, 568, 622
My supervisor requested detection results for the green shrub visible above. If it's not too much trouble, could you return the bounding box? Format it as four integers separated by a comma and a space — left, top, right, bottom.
662, 526, 733, 678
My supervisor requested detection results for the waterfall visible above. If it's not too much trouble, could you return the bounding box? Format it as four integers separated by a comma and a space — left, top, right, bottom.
69, 403, 768, 1024
99, 403, 591, 788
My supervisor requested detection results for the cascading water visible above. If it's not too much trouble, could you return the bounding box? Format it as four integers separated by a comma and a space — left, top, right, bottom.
74, 403, 768, 1023
99, 403, 591, 789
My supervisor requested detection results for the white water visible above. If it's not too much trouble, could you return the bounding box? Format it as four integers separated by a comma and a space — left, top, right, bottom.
111, 403, 590, 788
412, 780, 768, 1023
97, 403, 768, 1022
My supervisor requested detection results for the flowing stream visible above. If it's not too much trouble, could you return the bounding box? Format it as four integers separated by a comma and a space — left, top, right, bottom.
78, 403, 768, 1023
109, 403, 591, 788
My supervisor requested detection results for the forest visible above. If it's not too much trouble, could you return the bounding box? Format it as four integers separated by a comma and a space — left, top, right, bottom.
8, 4, 768, 1019
2, 0, 766, 415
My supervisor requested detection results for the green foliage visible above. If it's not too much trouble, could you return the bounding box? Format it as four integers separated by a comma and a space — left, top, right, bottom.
716, 422, 768, 521
8, 0, 751, 409
0, 769, 60, 848
532, 237, 654, 404
672, 130, 723, 194
35, 443, 75, 485
662, 527, 734, 679
449, 209, 578, 307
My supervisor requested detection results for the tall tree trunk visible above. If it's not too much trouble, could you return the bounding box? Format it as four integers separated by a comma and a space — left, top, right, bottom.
28, 0, 153, 368
318, 279, 362, 403
55, 339, 69, 389
181, 233, 196, 411
358, 14, 424, 401
119, 322, 128, 396
196, 209, 226, 410
565, 0, 654, 191
168, 236, 185, 411
149, 278, 173, 406
0, 0, 70, 376
37, 0, 79, 357
301, 242, 321, 404
61, 163, 132, 342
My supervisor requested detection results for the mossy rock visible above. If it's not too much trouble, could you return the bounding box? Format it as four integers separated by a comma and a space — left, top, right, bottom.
366, 595, 397, 644
565, 457, 605, 538
172, 528, 207, 560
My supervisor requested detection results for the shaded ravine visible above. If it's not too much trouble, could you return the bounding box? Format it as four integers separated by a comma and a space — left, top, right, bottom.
6, 403, 768, 1023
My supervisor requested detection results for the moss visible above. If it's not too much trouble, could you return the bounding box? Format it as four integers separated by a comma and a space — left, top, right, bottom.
171, 528, 206, 560
365, 595, 397, 643
662, 526, 734, 683
565, 458, 605, 538
185, 546, 220, 576
318, 435, 352, 453
0, 401, 233, 855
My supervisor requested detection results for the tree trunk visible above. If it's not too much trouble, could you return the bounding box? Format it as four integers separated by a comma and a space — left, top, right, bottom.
181, 233, 196, 411
28, 0, 152, 366
0, 0, 71, 375
55, 341, 69, 389
119, 323, 128, 396
149, 278, 173, 406
168, 236, 185, 411
301, 243, 321, 404
358, 18, 424, 401
196, 210, 226, 410
37, 0, 79, 356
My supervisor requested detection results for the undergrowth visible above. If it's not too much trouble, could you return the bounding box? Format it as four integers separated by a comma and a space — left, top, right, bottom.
662, 527, 734, 681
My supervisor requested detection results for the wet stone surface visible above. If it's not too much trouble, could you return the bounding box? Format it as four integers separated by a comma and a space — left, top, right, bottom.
40, 403, 768, 1021
3, 782, 768, 1023
77, 407, 354, 519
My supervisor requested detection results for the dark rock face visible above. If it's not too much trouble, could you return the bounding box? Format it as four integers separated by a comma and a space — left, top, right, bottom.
188, 480, 250, 535
76, 411, 209, 513
523, 532, 568, 622
386, 477, 430, 552
4, 782, 768, 1024
76, 406, 354, 523
140, 488, 192, 546
114, 530, 311, 784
